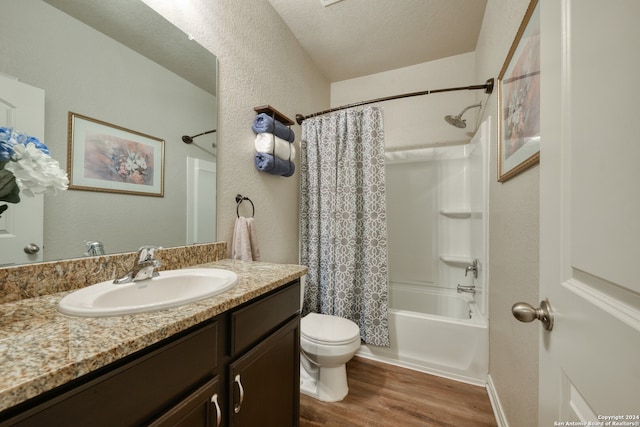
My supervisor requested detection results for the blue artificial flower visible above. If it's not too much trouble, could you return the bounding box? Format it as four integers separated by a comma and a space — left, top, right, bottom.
0, 127, 50, 161
0, 127, 14, 161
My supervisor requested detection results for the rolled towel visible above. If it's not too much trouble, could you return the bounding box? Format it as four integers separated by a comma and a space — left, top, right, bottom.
255, 133, 296, 161
254, 152, 295, 177
252, 113, 295, 142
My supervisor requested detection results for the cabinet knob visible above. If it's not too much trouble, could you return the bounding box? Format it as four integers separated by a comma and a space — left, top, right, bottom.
233, 374, 244, 414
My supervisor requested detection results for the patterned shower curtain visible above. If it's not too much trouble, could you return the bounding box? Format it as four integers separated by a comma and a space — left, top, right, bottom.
300, 107, 390, 347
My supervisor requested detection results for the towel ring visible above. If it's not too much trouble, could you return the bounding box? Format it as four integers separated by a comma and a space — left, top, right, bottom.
235, 194, 255, 218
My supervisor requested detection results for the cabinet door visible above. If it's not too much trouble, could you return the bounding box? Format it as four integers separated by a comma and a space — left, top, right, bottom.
229, 317, 300, 427
149, 377, 222, 427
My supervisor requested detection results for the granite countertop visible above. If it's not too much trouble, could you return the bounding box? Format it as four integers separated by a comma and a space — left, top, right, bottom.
0, 259, 307, 413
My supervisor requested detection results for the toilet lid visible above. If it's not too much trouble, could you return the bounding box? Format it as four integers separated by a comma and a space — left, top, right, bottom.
301, 312, 360, 345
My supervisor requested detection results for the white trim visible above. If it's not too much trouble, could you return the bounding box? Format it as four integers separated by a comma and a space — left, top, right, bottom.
563, 278, 640, 332
355, 350, 486, 387
486, 374, 509, 427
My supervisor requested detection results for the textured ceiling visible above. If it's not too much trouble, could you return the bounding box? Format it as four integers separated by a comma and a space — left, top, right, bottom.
268, 0, 488, 82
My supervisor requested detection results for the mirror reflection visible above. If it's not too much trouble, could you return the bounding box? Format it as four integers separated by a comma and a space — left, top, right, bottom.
0, 0, 218, 266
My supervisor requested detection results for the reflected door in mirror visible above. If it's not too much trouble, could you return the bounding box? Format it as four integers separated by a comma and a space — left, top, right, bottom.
0, 75, 45, 266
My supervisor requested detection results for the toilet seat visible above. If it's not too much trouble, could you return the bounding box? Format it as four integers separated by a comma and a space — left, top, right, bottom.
301, 313, 360, 345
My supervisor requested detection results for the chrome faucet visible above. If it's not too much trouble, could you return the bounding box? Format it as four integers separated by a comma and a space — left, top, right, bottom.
113, 245, 162, 284
465, 259, 478, 279
84, 240, 105, 257
457, 284, 476, 295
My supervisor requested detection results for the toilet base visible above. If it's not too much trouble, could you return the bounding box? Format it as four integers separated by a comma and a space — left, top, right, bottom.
300, 360, 349, 402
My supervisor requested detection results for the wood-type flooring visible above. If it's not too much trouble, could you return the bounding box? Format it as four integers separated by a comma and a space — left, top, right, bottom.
300, 356, 497, 427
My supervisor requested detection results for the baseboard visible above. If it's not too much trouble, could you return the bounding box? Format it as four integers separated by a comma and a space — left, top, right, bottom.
356, 344, 487, 387
355, 348, 487, 387
486, 374, 509, 427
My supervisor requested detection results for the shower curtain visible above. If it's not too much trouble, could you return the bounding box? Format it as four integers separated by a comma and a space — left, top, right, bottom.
300, 107, 390, 347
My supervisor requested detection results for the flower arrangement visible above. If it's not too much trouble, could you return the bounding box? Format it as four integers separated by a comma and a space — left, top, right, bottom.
0, 127, 69, 217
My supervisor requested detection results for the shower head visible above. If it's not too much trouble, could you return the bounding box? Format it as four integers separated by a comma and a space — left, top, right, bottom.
444, 114, 468, 128
444, 103, 482, 129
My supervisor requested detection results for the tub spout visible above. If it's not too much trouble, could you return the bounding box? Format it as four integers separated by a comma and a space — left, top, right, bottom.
457, 284, 476, 295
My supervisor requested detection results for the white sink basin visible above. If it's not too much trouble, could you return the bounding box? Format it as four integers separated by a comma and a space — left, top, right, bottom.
58, 268, 238, 317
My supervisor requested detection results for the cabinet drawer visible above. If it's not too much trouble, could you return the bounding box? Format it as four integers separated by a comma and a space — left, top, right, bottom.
231, 280, 300, 355
2, 321, 218, 427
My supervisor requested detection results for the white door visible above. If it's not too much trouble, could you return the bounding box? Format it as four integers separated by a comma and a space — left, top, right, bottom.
537, 0, 640, 423
0, 74, 45, 265
186, 157, 216, 244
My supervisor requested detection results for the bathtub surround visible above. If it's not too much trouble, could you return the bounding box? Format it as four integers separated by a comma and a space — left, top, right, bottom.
358, 123, 489, 385
300, 107, 389, 347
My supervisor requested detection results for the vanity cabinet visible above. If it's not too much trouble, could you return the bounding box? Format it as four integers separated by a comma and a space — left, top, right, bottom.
149, 377, 221, 427
0, 320, 221, 427
0, 280, 301, 427
228, 280, 301, 427
229, 318, 299, 426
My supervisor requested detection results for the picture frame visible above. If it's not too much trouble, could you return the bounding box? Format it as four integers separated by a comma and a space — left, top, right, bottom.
67, 112, 164, 196
497, 0, 540, 182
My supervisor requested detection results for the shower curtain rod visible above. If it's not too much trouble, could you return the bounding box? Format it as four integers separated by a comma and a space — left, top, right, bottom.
295, 78, 494, 125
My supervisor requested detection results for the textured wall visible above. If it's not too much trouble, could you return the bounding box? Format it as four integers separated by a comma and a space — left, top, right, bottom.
143, 0, 330, 264
474, 0, 540, 425
330, 53, 478, 151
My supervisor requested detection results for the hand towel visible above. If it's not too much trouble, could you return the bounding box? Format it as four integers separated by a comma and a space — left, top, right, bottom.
254, 152, 295, 177
232, 216, 261, 261
255, 132, 296, 161
252, 113, 295, 143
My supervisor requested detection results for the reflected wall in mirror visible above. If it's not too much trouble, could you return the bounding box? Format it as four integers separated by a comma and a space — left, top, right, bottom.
0, 0, 218, 266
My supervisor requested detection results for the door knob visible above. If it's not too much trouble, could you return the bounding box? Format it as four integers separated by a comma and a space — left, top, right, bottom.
511, 299, 554, 331
23, 243, 40, 254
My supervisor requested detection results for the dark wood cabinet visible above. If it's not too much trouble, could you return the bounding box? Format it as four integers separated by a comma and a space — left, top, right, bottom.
149, 377, 221, 427
1, 321, 219, 427
229, 317, 300, 427
0, 280, 301, 427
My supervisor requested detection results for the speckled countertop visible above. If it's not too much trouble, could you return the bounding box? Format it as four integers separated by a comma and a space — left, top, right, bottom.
0, 259, 307, 413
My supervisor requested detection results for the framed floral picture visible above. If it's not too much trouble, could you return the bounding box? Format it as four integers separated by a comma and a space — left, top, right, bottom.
497, 0, 540, 182
67, 112, 164, 196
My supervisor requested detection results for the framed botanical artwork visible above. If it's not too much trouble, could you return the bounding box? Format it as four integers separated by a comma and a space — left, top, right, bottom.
67, 112, 164, 196
497, 0, 540, 182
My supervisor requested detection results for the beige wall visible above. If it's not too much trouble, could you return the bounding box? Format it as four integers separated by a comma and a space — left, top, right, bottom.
144, 0, 330, 264
475, 0, 540, 425
330, 53, 478, 150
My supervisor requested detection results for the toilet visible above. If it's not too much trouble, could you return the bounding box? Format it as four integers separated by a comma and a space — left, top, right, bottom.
299, 312, 361, 402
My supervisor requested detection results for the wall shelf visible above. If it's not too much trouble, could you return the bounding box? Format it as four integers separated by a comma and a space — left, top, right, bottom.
439, 255, 473, 266
254, 105, 294, 126
439, 209, 472, 218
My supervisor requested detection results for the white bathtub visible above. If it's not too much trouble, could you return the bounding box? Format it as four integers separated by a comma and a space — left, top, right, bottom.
357, 283, 488, 386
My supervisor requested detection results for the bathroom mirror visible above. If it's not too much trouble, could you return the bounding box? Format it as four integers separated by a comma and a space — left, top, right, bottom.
0, 0, 218, 265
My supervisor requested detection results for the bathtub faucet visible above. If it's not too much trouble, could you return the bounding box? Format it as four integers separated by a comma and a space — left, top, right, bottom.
457, 284, 476, 295
464, 259, 478, 279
